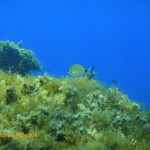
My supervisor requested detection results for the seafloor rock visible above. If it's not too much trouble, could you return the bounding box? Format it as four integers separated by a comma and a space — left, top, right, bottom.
0, 40, 41, 75
0, 71, 149, 150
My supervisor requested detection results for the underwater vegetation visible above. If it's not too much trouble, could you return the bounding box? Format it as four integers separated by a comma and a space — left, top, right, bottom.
0, 40, 149, 149
0, 40, 41, 76
0, 70, 150, 150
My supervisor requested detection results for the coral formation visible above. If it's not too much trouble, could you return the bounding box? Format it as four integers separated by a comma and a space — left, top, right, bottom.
0, 71, 149, 150
0, 40, 41, 76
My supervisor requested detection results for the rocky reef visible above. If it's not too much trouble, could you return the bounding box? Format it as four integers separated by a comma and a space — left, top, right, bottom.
0, 40, 41, 76
0, 70, 149, 150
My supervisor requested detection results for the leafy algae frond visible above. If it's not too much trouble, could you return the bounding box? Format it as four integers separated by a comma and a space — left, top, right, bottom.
0, 71, 149, 150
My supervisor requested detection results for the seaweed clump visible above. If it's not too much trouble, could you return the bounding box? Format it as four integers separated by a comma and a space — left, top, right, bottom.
0, 40, 41, 76
0, 71, 149, 150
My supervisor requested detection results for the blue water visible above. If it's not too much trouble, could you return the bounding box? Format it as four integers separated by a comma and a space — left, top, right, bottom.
0, 0, 150, 108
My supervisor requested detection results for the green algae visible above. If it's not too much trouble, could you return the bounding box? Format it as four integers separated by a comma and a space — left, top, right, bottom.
0, 40, 41, 76
0, 71, 149, 150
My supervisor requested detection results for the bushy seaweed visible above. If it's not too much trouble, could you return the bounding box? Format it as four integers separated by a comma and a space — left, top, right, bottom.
0, 40, 41, 75
0, 70, 149, 150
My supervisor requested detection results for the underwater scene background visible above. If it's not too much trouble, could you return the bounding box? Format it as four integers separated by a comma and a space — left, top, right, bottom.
0, 0, 150, 108
0, 0, 150, 149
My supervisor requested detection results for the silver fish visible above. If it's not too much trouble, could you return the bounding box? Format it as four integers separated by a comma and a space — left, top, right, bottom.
68, 64, 95, 79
